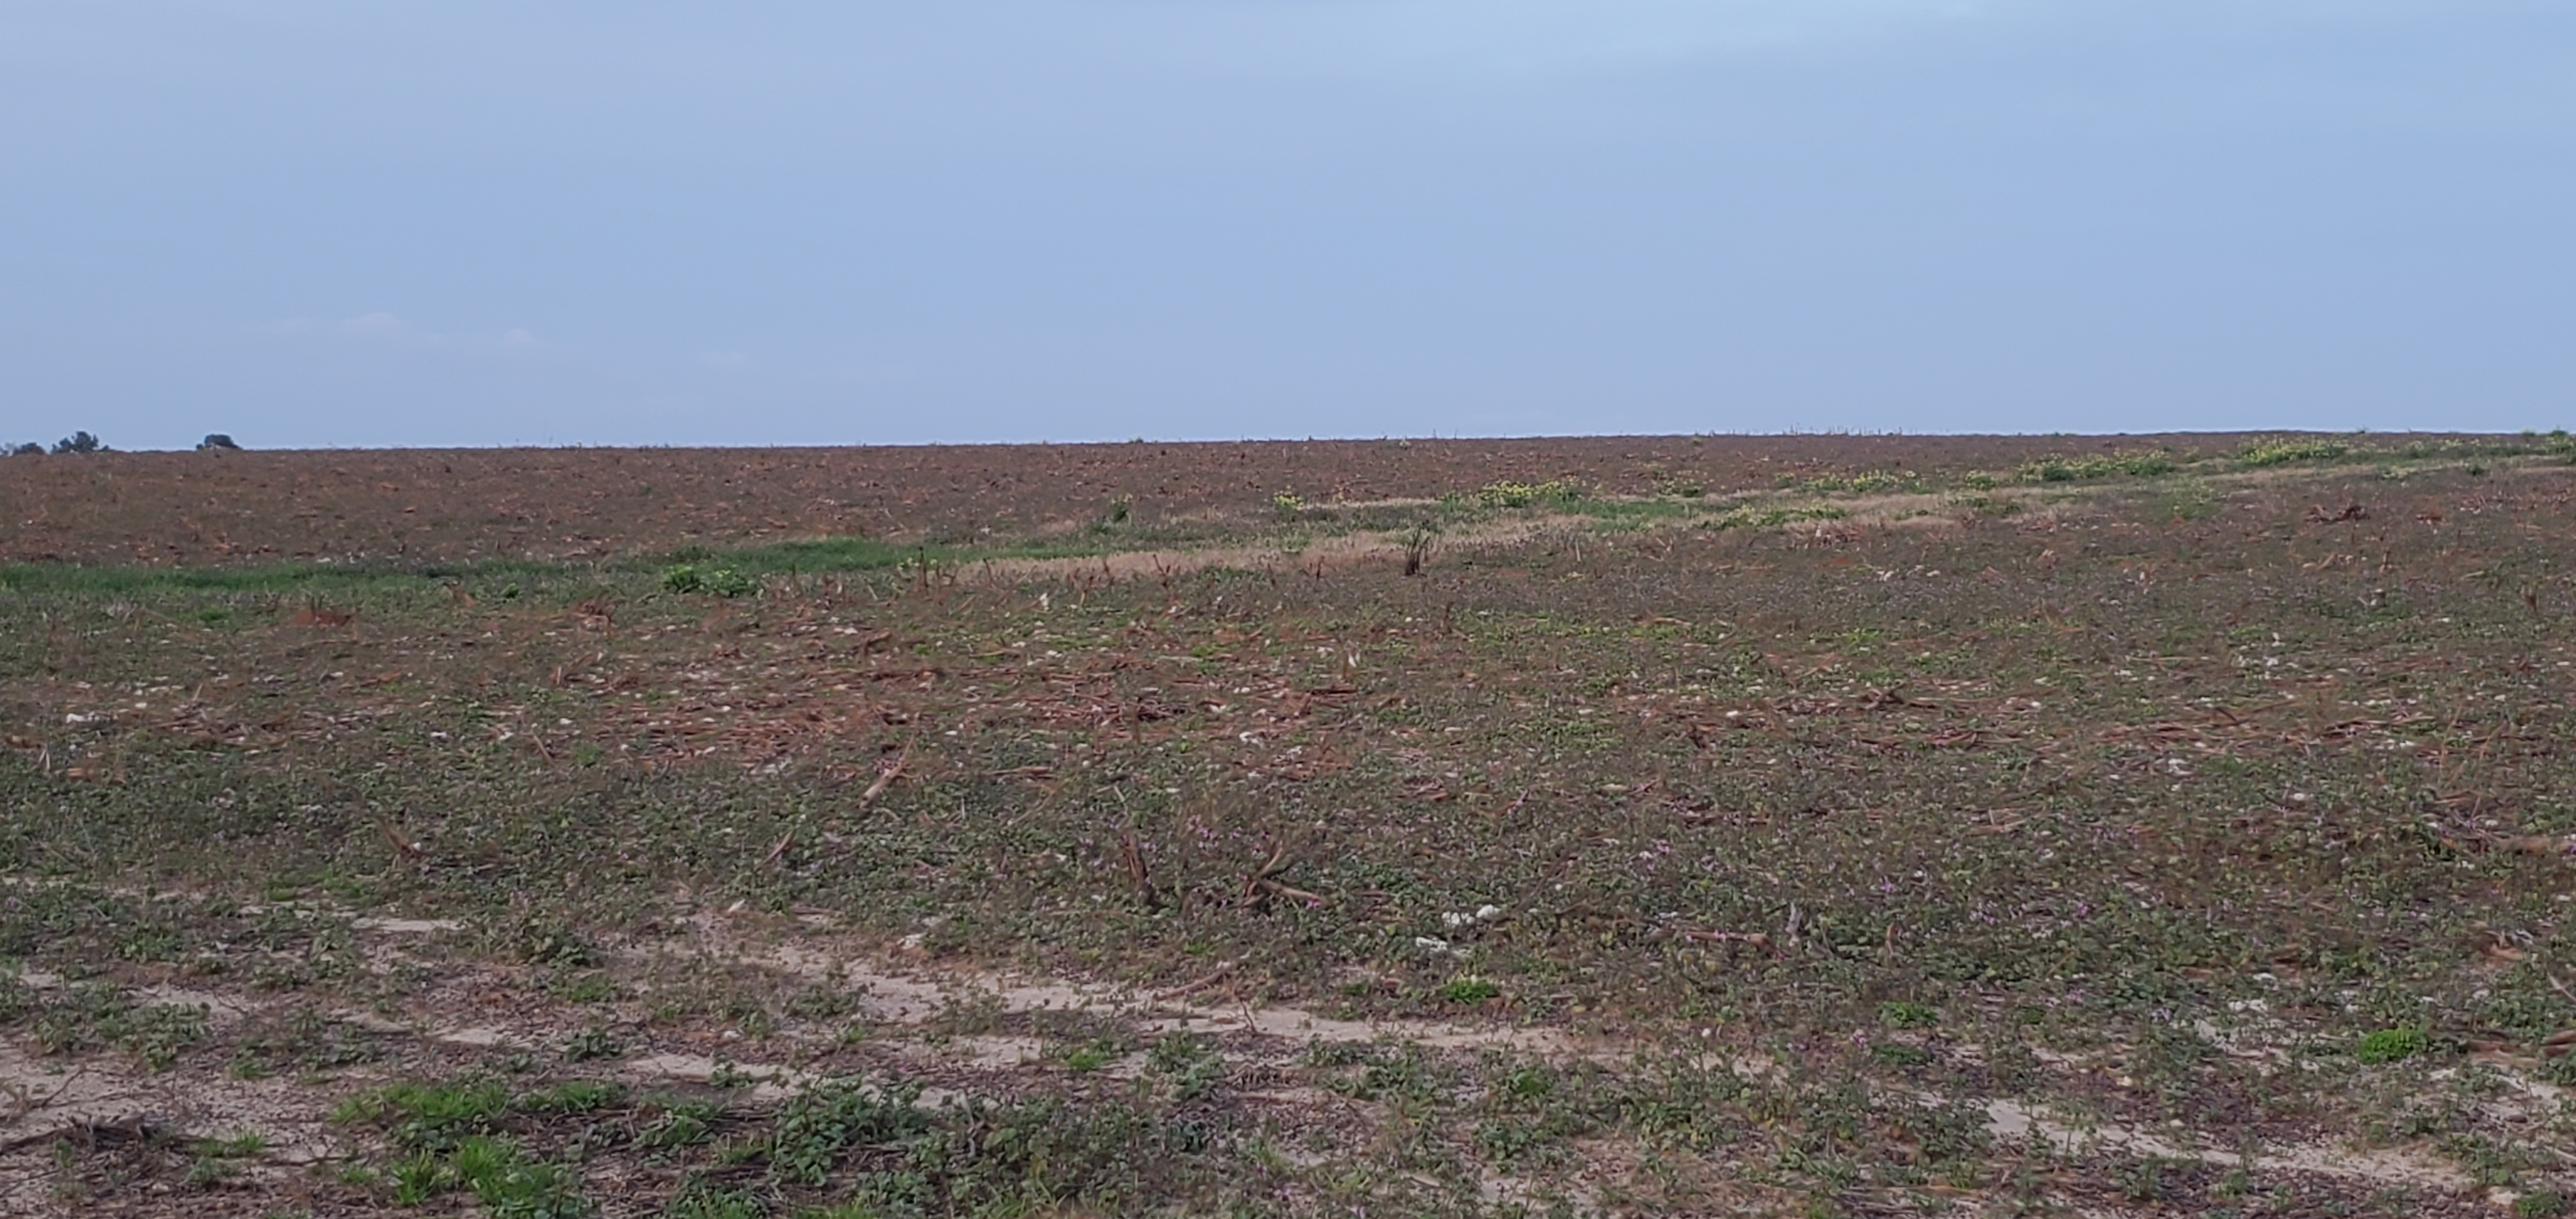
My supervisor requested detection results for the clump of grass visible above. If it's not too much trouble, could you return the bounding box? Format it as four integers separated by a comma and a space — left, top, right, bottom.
2018, 451, 2177, 482
390, 1134, 592, 1217
520, 1079, 626, 1113
334, 1078, 515, 1151
558, 1026, 625, 1063
636, 1100, 724, 1151
1788, 470, 1922, 494
1144, 1033, 1225, 1101
1476, 478, 1586, 509
2356, 1027, 2429, 1065
1878, 1000, 1940, 1029
2239, 436, 2350, 466
2517, 1190, 2571, 1218
664, 1178, 769, 1219
767, 1076, 932, 1186
1438, 978, 1501, 1004
1061, 1041, 1117, 1073
661, 564, 758, 598
337, 1077, 606, 1215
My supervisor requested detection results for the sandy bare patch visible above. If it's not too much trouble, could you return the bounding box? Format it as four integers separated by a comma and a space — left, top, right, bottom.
1984, 1096, 2472, 1192
0, 1039, 346, 1213
349, 916, 464, 935
657, 912, 1583, 1061
652, 913, 2558, 1205
0, 905, 2543, 1216
963, 515, 1574, 584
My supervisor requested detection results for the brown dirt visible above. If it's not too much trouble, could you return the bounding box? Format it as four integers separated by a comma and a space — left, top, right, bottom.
0, 434, 2284, 567
7, 433, 2569, 1218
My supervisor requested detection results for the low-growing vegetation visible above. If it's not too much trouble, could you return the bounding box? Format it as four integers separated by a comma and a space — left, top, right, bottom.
3, 433, 2573, 1216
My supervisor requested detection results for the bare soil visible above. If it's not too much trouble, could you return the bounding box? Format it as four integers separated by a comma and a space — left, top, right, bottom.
3, 432, 2572, 1217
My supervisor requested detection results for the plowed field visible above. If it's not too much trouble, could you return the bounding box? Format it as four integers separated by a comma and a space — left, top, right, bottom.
4, 432, 2573, 1218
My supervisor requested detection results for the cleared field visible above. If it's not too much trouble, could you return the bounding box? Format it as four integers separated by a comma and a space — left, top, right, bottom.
0, 434, 2277, 567
2, 432, 2573, 1216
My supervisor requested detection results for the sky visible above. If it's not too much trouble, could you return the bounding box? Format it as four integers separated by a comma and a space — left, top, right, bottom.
2, 1, 2571, 449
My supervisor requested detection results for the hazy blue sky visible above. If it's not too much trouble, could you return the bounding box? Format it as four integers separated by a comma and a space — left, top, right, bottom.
4, 1, 2570, 448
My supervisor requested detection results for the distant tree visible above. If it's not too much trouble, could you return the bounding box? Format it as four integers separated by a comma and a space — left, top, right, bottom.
198, 433, 241, 451
51, 431, 105, 454
7, 442, 42, 456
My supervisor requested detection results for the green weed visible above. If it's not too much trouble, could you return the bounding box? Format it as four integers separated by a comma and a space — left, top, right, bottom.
2358, 1027, 2430, 1065
334, 1079, 514, 1151
2017, 450, 2177, 482
1476, 478, 1586, 509
2239, 436, 2351, 466
1877, 1000, 1940, 1029
661, 564, 759, 598
1438, 978, 1502, 1004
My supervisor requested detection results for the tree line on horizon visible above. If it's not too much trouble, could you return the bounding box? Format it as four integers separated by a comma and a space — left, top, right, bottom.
6, 433, 243, 456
